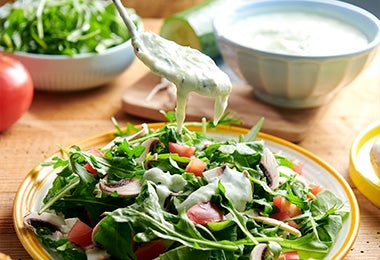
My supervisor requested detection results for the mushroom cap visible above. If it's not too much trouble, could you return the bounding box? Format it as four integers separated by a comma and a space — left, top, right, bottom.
250, 243, 268, 260
259, 148, 280, 190
24, 211, 65, 232
99, 177, 142, 197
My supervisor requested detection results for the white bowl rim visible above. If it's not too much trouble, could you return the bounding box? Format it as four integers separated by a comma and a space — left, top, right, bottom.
0, 38, 133, 60
0, 22, 143, 60
213, 0, 380, 59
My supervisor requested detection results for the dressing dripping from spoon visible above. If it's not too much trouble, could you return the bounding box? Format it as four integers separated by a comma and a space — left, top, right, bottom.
112, 0, 232, 130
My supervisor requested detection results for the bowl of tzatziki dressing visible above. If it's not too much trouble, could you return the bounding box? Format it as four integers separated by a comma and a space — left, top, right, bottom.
213, 0, 380, 108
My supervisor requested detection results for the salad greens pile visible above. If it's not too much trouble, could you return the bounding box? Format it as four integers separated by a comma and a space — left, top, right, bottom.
0, 0, 141, 55
25, 117, 349, 259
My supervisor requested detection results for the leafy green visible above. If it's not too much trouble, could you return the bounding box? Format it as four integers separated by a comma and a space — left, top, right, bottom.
40, 237, 86, 259
29, 118, 349, 259
159, 246, 211, 260
105, 182, 240, 253
0, 0, 141, 55
93, 216, 135, 259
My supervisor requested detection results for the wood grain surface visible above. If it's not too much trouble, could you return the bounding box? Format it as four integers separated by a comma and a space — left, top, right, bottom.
0, 19, 379, 260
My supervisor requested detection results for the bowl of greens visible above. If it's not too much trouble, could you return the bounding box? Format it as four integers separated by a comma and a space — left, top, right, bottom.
0, 0, 142, 91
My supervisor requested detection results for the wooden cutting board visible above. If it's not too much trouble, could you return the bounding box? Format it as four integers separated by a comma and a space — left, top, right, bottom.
122, 73, 329, 142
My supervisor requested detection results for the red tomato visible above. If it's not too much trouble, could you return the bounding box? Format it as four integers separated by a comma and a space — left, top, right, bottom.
272, 196, 301, 228
291, 160, 303, 175
187, 201, 225, 225
0, 55, 33, 132
309, 183, 324, 196
84, 163, 98, 175
278, 251, 300, 260
273, 196, 301, 218
134, 239, 167, 260
84, 147, 105, 175
185, 157, 207, 176
67, 219, 93, 247
89, 147, 105, 157
168, 142, 195, 157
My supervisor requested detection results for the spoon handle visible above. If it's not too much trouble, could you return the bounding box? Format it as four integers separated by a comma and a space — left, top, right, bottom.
112, 0, 138, 41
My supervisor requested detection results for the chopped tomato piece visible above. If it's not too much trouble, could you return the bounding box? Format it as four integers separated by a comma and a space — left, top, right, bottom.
309, 183, 324, 196
273, 196, 301, 218
187, 201, 225, 225
84, 163, 98, 175
272, 196, 301, 228
270, 212, 299, 229
277, 251, 300, 260
84, 147, 105, 175
185, 157, 207, 176
168, 142, 195, 157
90, 147, 105, 157
291, 160, 303, 175
67, 219, 93, 247
134, 239, 167, 260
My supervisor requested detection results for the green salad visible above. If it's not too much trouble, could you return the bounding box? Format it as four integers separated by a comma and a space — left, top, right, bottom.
24, 117, 349, 259
0, 0, 141, 55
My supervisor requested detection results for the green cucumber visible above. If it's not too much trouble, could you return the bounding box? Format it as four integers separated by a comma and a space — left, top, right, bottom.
159, 0, 227, 59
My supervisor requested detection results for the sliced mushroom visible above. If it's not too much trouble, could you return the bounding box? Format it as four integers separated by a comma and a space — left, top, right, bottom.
85, 245, 110, 260
144, 153, 159, 169
103, 123, 149, 149
135, 137, 160, 164
250, 243, 268, 260
202, 165, 226, 182
252, 216, 302, 237
24, 211, 65, 232
99, 177, 141, 197
91, 217, 106, 245
259, 148, 279, 190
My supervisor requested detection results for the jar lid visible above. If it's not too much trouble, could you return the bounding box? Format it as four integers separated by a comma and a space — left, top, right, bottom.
349, 121, 380, 208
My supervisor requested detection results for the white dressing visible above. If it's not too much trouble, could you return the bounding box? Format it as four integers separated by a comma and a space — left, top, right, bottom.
230, 12, 368, 56
219, 167, 252, 212
176, 181, 219, 212
143, 167, 188, 208
176, 166, 253, 212
112, 0, 232, 130
134, 32, 231, 130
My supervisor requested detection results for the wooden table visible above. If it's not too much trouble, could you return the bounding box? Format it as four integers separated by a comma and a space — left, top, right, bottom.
0, 19, 379, 259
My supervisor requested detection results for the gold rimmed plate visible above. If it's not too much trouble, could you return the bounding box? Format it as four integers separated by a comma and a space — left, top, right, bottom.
13, 123, 360, 259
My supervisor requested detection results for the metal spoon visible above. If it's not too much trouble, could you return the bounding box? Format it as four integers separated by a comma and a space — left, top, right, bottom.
112, 0, 232, 130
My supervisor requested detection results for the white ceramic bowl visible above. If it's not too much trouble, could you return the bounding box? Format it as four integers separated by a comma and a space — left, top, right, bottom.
213, 0, 380, 108
0, 24, 142, 92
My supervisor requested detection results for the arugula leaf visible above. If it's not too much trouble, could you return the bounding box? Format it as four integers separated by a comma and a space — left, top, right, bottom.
217, 182, 259, 245
244, 117, 264, 142
279, 232, 329, 259
159, 245, 211, 260
311, 190, 349, 220
40, 237, 86, 260
106, 181, 240, 253
93, 216, 135, 259
0, 0, 141, 55
310, 190, 349, 242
